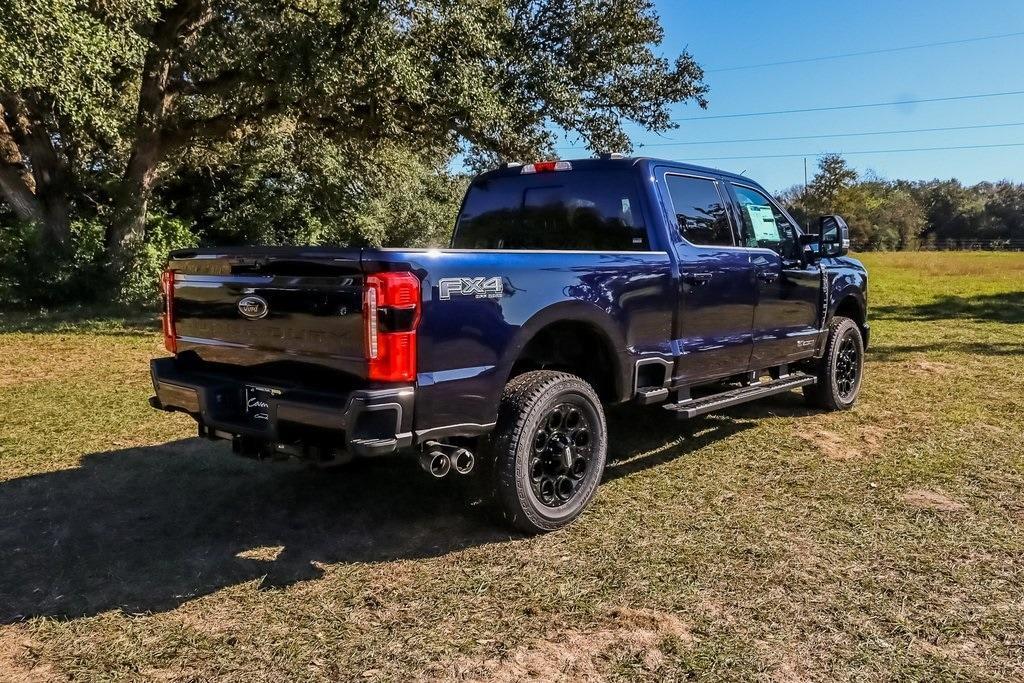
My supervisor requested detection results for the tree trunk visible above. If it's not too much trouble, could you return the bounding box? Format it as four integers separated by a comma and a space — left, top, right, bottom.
38, 191, 70, 246
0, 99, 70, 246
108, 133, 164, 275
0, 160, 42, 226
107, 42, 175, 275
107, 0, 207, 277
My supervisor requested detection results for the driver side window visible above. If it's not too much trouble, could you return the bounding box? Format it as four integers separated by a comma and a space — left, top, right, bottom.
732, 185, 800, 259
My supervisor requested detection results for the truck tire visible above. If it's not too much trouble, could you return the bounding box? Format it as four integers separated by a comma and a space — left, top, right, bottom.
489, 370, 607, 534
803, 316, 864, 410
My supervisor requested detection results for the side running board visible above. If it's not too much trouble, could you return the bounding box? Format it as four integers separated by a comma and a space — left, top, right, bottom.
634, 386, 670, 405
662, 373, 816, 419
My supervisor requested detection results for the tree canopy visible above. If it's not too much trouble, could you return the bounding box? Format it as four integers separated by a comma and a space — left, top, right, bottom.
0, 0, 707, 304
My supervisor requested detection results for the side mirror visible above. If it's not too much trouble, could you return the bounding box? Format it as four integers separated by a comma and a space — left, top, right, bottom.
818, 215, 850, 257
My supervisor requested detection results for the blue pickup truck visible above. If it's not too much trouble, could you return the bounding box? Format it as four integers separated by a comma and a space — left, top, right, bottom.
150, 156, 868, 532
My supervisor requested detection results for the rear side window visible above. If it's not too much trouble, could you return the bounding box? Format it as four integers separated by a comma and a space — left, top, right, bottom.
452, 171, 648, 250
664, 175, 734, 247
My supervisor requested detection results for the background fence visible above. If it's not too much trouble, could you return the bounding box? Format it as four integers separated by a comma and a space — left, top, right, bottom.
915, 239, 1024, 251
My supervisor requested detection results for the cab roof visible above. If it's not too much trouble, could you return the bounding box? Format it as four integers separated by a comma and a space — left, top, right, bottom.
475, 156, 762, 188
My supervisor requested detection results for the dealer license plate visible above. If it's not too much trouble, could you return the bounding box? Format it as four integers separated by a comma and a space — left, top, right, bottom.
244, 385, 274, 423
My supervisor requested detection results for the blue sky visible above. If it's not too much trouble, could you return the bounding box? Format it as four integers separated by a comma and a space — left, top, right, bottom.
559, 0, 1024, 192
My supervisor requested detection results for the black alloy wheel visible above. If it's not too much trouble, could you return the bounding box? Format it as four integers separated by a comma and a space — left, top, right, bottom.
835, 335, 860, 400
803, 316, 864, 411
488, 370, 608, 533
529, 402, 594, 508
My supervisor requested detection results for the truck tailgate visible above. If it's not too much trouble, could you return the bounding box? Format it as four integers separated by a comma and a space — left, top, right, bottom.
168, 249, 366, 378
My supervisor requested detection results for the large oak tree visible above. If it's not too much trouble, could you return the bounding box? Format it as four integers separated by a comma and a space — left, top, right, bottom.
0, 0, 707, 289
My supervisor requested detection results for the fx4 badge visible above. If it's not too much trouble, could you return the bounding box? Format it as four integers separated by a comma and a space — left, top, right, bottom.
438, 276, 504, 300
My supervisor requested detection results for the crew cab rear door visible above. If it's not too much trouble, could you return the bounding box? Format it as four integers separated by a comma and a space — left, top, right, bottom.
658, 169, 756, 383
725, 182, 821, 368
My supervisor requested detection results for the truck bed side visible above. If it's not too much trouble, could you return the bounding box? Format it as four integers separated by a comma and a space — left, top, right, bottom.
365, 249, 674, 439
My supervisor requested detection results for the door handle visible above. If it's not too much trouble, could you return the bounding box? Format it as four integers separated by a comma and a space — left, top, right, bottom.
682, 272, 713, 286
756, 270, 779, 284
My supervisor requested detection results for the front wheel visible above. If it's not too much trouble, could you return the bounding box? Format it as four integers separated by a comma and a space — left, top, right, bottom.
803, 316, 865, 410
488, 370, 607, 534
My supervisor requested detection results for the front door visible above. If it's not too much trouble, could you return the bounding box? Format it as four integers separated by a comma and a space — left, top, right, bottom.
728, 183, 821, 368
660, 171, 756, 384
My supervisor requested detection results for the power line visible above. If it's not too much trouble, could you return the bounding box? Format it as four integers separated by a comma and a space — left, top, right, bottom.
707, 30, 1024, 73
677, 141, 1024, 162
631, 122, 1024, 148
671, 89, 1024, 122
555, 122, 1024, 150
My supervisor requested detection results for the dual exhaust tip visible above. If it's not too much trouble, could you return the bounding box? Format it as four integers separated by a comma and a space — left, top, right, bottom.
419, 444, 474, 478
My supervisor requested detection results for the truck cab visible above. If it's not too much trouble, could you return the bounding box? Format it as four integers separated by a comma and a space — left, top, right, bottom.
151, 156, 869, 533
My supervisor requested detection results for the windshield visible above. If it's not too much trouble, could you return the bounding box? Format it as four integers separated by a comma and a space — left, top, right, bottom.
452, 170, 649, 251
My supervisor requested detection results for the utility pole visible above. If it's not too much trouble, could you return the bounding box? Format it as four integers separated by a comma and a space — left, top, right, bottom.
803, 157, 808, 196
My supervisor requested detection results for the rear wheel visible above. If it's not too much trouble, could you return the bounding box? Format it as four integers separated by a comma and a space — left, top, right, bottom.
488, 370, 607, 533
803, 316, 864, 410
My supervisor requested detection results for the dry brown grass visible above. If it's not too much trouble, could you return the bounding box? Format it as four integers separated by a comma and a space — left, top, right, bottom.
430, 607, 692, 682
901, 489, 968, 513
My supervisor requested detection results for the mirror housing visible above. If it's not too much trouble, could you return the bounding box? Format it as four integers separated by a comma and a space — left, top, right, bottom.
818, 215, 850, 257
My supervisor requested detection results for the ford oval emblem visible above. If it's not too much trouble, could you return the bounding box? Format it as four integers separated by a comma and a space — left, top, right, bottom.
237, 295, 269, 320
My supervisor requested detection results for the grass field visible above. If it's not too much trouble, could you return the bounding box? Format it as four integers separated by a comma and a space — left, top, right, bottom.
0, 252, 1022, 682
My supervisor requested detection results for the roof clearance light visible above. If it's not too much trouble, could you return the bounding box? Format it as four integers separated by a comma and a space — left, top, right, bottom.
521, 161, 573, 174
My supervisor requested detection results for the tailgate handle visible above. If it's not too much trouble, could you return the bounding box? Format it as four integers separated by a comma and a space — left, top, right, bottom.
231, 257, 268, 269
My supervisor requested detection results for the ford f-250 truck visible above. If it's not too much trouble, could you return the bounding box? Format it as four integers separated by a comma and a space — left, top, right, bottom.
150, 156, 868, 533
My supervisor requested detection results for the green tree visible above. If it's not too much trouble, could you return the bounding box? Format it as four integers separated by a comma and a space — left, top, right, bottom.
1, 0, 707, 300
980, 182, 1024, 244
807, 153, 858, 214
159, 138, 465, 249
783, 158, 925, 251
916, 180, 983, 244
878, 188, 925, 251
786, 154, 866, 245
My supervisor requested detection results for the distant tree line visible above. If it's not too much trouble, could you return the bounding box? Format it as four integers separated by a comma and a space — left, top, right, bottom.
780, 154, 1024, 251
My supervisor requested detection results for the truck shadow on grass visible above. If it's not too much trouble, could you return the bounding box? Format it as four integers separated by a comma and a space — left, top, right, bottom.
0, 440, 509, 623
868, 340, 1024, 362
873, 291, 1024, 324
869, 290, 1024, 361
0, 396, 810, 624
601, 398, 796, 482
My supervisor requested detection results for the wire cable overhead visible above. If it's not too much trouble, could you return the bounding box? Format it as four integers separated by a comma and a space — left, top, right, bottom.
632, 122, 1024, 149
672, 89, 1024, 122
677, 141, 1024, 162
706, 30, 1024, 73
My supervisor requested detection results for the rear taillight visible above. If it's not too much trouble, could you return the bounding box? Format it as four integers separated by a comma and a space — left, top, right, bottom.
161, 269, 176, 354
363, 272, 420, 382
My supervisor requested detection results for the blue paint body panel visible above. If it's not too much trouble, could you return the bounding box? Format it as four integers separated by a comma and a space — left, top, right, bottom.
367, 248, 675, 433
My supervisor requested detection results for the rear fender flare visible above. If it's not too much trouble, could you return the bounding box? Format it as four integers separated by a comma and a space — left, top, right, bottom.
496, 301, 629, 403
